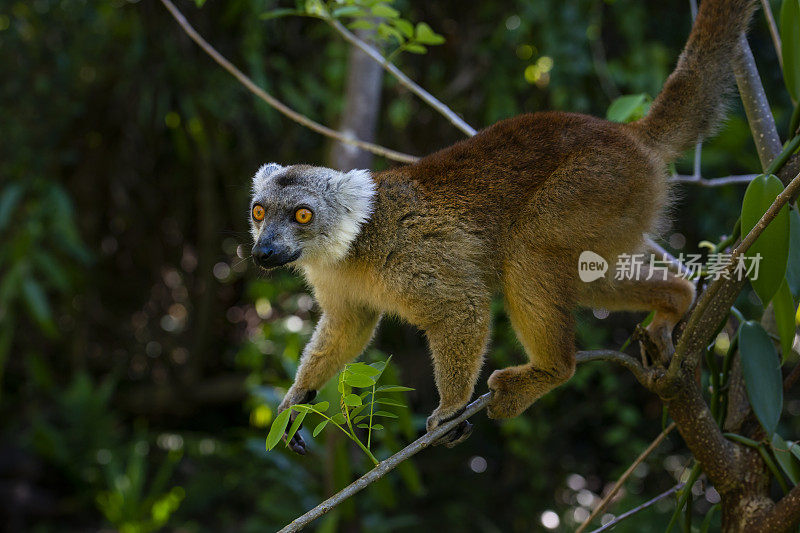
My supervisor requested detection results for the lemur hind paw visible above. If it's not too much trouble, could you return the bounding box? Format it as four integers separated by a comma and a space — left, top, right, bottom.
432, 420, 473, 448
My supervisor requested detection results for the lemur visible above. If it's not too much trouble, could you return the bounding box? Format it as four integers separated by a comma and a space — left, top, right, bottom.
249, 0, 757, 452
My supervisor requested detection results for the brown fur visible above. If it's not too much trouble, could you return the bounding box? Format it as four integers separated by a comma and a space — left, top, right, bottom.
277, 0, 755, 443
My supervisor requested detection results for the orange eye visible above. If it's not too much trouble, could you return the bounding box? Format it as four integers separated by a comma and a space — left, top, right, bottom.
295, 208, 313, 224
252, 204, 265, 222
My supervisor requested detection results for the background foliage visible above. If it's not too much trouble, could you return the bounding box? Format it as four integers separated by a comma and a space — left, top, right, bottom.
0, 0, 797, 531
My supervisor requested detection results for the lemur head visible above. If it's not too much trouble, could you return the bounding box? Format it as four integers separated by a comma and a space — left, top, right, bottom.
249, 163, 376, 269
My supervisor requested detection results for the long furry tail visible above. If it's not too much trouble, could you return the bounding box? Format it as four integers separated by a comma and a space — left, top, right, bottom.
633, 0, 758, 160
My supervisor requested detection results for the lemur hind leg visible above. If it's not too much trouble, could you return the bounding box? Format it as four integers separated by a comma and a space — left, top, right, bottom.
487, 257, 576, 419
577, 265, 695, 360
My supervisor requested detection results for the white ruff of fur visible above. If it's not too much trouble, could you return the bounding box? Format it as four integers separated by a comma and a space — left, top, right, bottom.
317, 169, 376, 264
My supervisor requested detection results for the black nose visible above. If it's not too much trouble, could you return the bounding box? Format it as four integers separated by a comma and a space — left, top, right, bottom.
252, 245, 276, 268
252, 244, 301, 269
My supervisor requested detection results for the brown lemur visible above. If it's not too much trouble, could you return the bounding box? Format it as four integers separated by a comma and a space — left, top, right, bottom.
249, 0, 757, 452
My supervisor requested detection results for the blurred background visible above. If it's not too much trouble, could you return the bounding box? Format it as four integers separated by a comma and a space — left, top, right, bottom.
1, 0, 797, 531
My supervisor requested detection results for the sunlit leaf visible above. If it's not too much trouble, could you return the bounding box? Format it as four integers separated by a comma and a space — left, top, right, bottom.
414, 22, 444, 45
373, 410, 398, 418
404, 43, 427, 54
348, 20, 375, 31
773, 279, 797, 362
740, 174, 790, 303
343, 393, 362, 407
266, 409, 292, 451
313, 401, 329, 413
739, 321, 783, 437
606, 93, 651, 123
395, 19, 414, 38
331, 413, 347, 425
344, 373, 376, 388
780, 0, 800, 101
376, 385, 414, 392
312, 420, 328, 437
346, 362, 381, 376
285, 410, 307, 445
372, 3, 399, 18
377, 398, 406, 407
331, 6, 362, 18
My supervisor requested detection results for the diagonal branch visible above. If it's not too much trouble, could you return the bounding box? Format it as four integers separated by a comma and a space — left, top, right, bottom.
277, 392, 491, 533
325, 18, 477, 137
575, 422, 676, 533
277, 350, 638, 532
588, 483, 685, 533
158, 0, 419, 164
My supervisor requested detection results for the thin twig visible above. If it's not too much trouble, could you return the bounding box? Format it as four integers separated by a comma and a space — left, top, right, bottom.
670, 174, 758, 186
643, 236, 692, 278
575, 350, 651, 386
325, 17, 477, 137
588, 483, 685, 533
576, 422, 677, 533
759, 0, 783, 71
158, 0, 419, 164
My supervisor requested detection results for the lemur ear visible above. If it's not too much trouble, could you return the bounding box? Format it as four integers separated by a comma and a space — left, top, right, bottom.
252, 162, 283, 190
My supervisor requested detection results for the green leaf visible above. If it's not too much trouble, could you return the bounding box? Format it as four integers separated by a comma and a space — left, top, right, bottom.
773, 279, 797, 362
372, 3, 399, 18
290, 404, 314, 413
331, 6, 362, 18
266, 409, 292, 451
312, 420, 328, 437
347, 20, 375, 31
194, 0, 206, 6
343, 393, 362, 407
373, 410, 398, 418
414, 22, 445, 45
346, 362, 382, 377
395, 19, 414, 38
313, 401, 330, 413
404, 43, 427, 54
331, 413, 347, 425
285, 410, 307, 445
357, 423, 384, 430
0, 183, 23, 231
739, 321, 783, 437
259, 8, 299, 20
780, 0, 800, 101
787, 209, 800, 299
21, 277, 56, 335
376, 398, 406, 407
740, 174, 790, 303
376, 385, 414, 392
772, 434, 800, 484
344, 373, 376, 388
606, 93, 651, 123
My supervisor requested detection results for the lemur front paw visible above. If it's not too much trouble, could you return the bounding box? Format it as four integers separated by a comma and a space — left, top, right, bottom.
278, 389, 317, 455
426, 407, 472, 447
486, 369, 527, 419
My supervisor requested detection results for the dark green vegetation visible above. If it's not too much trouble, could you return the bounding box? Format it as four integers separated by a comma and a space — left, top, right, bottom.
1, 0, 799, 531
